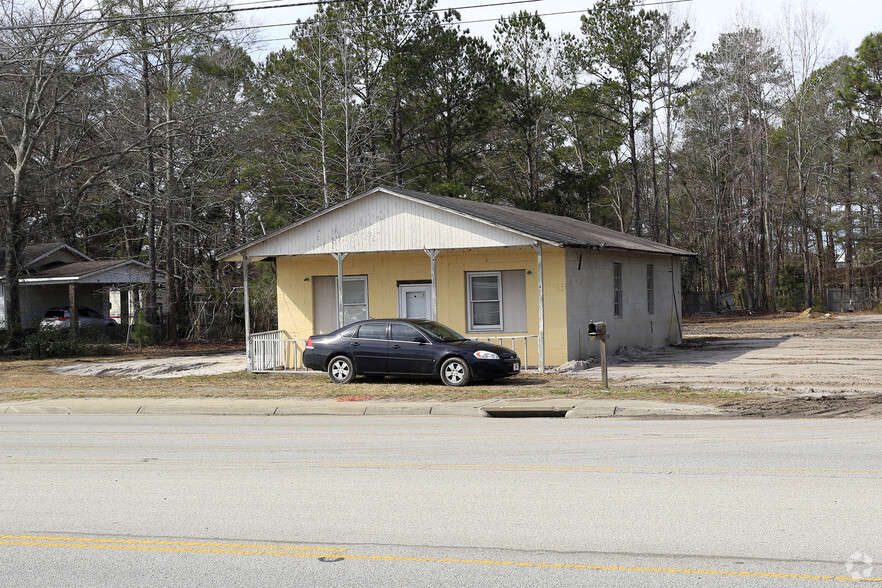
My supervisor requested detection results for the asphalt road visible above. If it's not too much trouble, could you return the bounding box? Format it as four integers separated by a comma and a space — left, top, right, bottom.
1, 415, 880, 587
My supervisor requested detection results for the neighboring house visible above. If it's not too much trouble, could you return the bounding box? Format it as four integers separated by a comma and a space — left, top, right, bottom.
221, 186, 695, 371
0, 242, 162, 329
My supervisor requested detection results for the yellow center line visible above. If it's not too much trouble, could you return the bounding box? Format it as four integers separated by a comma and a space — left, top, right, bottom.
2, 535, 879, 583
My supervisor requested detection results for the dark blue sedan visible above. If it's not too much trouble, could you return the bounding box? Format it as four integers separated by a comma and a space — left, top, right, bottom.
302, 319, 521, 386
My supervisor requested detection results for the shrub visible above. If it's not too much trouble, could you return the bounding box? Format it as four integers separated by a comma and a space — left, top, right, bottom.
26, 328, 117, 359
776, 264, 805, 311
131, 312, 156, 349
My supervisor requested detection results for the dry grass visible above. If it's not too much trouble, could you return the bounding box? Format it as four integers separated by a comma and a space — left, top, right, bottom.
0, 356, 749, 404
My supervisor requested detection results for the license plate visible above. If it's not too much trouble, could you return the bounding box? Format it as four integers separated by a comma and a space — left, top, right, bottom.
512, 363, 520, 372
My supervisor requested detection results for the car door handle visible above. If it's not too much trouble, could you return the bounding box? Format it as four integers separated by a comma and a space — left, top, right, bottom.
390, 344, 400, 350
350, 342, 360, 347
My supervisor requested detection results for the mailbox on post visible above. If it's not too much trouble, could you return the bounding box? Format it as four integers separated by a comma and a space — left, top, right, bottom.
588, 321, 607, 339
588, 320, 609, 389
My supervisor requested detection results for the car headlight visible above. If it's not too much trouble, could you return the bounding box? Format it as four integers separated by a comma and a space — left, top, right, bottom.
473, 350, 500, 360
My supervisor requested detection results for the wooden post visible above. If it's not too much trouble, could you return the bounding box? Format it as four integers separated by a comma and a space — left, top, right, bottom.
599, 336, 608, 389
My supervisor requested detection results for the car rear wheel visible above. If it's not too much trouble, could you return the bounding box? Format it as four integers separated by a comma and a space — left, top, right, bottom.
328, 355, 355, 384
440, 357, 471, 386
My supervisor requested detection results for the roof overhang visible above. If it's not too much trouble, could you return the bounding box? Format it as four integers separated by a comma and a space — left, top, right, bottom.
219, 186, 696, 262
15, 259, 165, 286
219, 187, 559, 263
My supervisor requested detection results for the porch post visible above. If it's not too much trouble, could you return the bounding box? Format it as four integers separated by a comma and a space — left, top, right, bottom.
532, 244, 545, 374
243, 255, 251, 373
424, 249, 439, 321
332, 252, 348, 328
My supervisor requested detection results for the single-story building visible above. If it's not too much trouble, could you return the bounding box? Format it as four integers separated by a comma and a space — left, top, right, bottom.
0, 242, 162, 328
221, 186, 694, 372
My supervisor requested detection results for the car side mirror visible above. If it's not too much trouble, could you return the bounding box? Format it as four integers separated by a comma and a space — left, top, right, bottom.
413, 335, 428, 344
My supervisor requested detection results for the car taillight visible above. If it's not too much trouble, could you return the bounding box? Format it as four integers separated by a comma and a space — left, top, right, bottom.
58, 317, 69, 322
306, 336, 313, 349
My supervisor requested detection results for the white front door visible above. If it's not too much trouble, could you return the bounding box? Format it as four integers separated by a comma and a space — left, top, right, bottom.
398, 284, 432, 320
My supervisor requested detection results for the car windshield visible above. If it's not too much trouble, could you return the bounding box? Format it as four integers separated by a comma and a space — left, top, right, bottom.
413, 321, 467, 342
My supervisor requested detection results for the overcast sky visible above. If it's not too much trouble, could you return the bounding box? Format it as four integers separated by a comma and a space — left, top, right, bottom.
249, 0, 881, 64
436, 0, 877, 53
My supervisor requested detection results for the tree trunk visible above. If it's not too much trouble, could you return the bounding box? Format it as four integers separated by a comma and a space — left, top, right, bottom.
844, 130, 854, 292
164, 38, 178, 342
647, 91, 660, 242
628, 114, 642, 237
140, 0, 159, 326
68, 283, 79, 336
3, 176, 25, 349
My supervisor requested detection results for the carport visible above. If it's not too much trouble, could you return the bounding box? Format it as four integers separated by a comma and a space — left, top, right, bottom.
15, 260, 160, 331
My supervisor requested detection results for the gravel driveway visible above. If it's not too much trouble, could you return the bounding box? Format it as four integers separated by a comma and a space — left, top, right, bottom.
570, 312, 882, 393
50, 352, 246, 379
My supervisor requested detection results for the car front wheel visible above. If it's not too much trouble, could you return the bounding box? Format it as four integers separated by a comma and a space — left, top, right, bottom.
328, 356, 355, 384
440, 357, 471, 386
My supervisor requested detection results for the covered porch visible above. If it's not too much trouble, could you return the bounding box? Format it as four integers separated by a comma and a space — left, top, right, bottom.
238, 243, 554, 374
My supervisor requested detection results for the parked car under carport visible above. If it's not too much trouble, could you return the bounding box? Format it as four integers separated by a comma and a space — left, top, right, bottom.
40, 306, 118, 329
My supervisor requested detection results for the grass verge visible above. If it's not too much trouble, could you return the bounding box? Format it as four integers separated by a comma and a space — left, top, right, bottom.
0, 357, 757, 404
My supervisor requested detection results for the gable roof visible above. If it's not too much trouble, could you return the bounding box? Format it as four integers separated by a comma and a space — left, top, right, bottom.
0, 242, 93, 271
18, 259, 160, 285
390, 187, 693, 255
220, 186, 694, 261
0, 243, 162, 285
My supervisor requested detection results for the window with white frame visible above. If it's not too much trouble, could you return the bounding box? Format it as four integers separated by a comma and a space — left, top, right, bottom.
613, 263, 622, 317
647, 264, 655, 315
341, 276, 368, 325
467, 271, 503, 330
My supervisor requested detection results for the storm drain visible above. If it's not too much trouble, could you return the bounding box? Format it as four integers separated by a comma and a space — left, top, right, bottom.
481, 405, 574, 418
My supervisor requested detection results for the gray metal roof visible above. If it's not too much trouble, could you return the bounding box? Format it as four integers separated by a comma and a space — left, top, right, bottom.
387, 187, 694, 256
15, 259, 160, 285
221, 186, 695, 260
23, 260, 131, 280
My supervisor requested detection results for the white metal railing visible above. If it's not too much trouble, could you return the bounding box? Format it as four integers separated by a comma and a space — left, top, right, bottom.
470, 334, 539, 369
248, 330, 309, 373
248, 331, 539, 373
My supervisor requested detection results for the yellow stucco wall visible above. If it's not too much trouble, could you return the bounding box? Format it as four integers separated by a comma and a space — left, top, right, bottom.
275, 246, 569, 366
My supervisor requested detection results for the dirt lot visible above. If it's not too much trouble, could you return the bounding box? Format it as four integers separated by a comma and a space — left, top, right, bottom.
1, 311, 880, 417
644, 311, 882, 417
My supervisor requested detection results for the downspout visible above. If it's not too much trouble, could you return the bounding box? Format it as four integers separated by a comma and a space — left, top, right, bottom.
243, 255, 251, 373
670, 256, 682, 344
532, 244, 545, 374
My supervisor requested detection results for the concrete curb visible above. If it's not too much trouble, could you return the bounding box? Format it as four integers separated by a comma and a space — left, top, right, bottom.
0, 397, 723, 418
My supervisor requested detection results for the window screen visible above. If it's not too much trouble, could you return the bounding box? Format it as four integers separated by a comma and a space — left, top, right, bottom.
342, 276, 368, 325
467, 272, 502, 330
